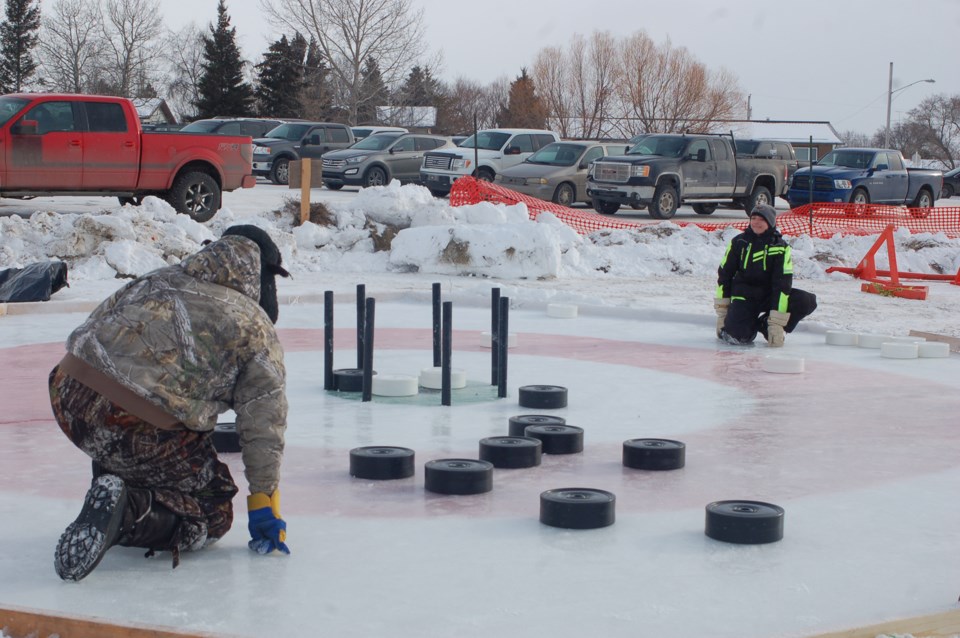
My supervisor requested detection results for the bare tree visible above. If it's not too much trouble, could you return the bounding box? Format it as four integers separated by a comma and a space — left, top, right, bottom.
260, 0, 426, 125
838, 129, 871, 147
38, 0, 104, 92
570, 31, 618, 138
906, 94, 960, 168
99, 0, 165, 97
164, 23, 205, 121
532, 45, 570, 136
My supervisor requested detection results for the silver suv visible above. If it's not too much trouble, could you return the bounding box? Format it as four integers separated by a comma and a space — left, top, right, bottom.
321, 133, 455, 190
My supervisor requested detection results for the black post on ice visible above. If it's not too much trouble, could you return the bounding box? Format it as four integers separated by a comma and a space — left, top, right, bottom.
442, 301, 452, 406
323, 290, 334, 391
497, 296, 509, 398
362, 297, 375, 402
807, 134, 814, 234
490, 287, 501, 386
356, 284, 366, 368
473, 113, 479, 184
432, 282, 442, 367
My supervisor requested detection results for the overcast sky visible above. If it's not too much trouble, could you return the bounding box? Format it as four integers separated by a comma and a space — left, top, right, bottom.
160, 0, 958, 136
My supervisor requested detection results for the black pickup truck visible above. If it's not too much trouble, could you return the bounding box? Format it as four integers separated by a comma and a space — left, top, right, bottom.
585, 133, 792, 219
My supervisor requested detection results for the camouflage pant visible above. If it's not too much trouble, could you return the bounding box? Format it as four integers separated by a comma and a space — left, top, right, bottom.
49, 366, 239, 543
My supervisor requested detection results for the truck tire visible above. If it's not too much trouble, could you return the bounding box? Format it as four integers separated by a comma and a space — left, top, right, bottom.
850, 188, 870, 206
118, 196, 143, 207
911, 188, 934, 209
942, 184, 955, 199
649, 183, 678, 219
364, 167, 387, 188
592, 198, 620, 215
692, 203, 717, 215
167, 171, 220, 223
744, 185, 772, 214
476, 167, 495, 182
324, 181, 344, 191
270, 158, 290, 185
552, 183, 575, 207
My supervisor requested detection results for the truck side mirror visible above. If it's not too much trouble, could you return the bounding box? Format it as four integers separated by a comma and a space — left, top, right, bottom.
505, 146, 521, 155
875, 163, 888, 171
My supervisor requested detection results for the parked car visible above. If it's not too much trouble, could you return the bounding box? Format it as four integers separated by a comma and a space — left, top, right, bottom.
419, 128, 560, 197
180, 117, 284, 139
787, 148, 942, 209
351, 125, 408, 141
253, 122, 355, 184
0, 93, 254, 222
321, 132, 455, 189
495, 141, 631, 206
940, 166, 959, 199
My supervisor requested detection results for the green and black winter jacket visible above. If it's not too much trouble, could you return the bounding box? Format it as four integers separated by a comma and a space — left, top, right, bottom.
716, 227, 793, 312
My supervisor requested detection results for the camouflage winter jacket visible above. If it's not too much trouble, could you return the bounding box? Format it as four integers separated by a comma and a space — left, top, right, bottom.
66, 236, 287, 494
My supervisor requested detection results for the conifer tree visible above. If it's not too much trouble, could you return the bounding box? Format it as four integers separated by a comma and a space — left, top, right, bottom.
0, 0, 40, 93
195, 0, 254, 118
498, 68, 549, 129
299, 36, 333, 120
254, 34, 303, 118
357, 57, 389, 124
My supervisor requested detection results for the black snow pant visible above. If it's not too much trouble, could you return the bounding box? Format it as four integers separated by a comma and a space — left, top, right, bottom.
49, 366, 239, 554
723, 288, 818, 344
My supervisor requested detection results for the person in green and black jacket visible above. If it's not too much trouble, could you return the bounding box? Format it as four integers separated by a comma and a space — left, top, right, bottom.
714, 204, 817, 346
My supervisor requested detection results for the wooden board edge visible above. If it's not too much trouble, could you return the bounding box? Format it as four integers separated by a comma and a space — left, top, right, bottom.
908, 330, 960, 353
806, 608, 960, 638
0, 604, 232, 638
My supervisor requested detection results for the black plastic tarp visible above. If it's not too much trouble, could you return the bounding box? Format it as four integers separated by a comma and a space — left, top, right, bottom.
0, 261, 69, 302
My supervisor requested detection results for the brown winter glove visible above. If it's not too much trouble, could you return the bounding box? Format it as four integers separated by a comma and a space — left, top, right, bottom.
767, 310, 790, 347
714, 298, 730, 338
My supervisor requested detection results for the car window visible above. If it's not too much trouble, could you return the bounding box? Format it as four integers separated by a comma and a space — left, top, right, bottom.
688, 139, 710, 161
0, 96, 28, 126
26, 101, 79, 133
180, 119, 219, 133
415, 137, 441, 151
327, 126, 349, 143
775, 143, 792, 158
266, 123, 310, 140
218, 122, 244, 135
604, 144, 630, 156
534, 133, 557, 149
870, 152, 889, 169
459, 131, 510, 151
710, 139, 730, 161
526, 142, 583, 166
509, 134, 534, 153
820, 150, 870, 169
582, 146, 604, 165
886, 152, 904, 171
392, 136, 415, 152
629, 135, 685, 158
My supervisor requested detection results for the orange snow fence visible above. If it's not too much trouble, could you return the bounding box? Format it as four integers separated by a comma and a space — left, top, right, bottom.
448, 176, 960, 239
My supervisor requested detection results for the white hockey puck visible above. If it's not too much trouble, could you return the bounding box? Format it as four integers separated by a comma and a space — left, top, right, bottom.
480, 331, 517, 348
825, 331, 858, 346
546, 303, 578, 319
761, 356, 804, 374
888, 335, 925, 343
880, 342, 918, 359
857, 334, 893, 349
371, 374, 419, 397
418, 366, 467, 390
918, 342, 950, 358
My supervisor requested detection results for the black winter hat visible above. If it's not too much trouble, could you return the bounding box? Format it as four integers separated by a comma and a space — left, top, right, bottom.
750, 204, 777, 229
222, 225, 290, 324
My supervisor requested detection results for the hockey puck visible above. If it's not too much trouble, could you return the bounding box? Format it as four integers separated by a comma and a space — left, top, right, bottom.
349, 446, 415, 480
418, 366, 467, 390
761, 356, 804, 374
212, 422, 241, 454
424, 459, 494, 495
508, 414, 566, 437
540, 488, 615, 529
546, 303, 578, 318
333, 368, 376, 392
704, 500, 785, 544
825, 330, 858, 346
518, 385, 568, 409
524, 424, 584, 454
880, 342, 918, 359
371, 374, 419, 397
622, 438, 685, 470
918, 341, 950, 358
857, 334, 892, 349
478, 436, 542, 468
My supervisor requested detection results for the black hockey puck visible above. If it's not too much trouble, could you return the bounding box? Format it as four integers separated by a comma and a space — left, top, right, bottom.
508, 414, 566, 437
540, 488, 616, 529
479, 436, 542, 469
705, 500, 785, 544
333, 368, 376, 392
349, 446, 415, 480
622, 438, 686, 470
518, 385, 568, 409
424, 459, 494, 495
212, 422, 241, 454
524, 424, 584, 454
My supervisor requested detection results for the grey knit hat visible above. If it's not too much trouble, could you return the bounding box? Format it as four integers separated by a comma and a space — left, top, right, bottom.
750, 204, 777, 229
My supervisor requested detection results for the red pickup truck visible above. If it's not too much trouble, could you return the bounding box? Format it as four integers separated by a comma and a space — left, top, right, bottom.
0, 93, 255, 222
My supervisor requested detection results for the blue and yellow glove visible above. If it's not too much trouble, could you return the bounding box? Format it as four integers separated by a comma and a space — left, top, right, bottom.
247, 491, 290, 555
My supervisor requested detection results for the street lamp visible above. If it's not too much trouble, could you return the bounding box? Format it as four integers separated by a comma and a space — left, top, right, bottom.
884, 62, 935, 149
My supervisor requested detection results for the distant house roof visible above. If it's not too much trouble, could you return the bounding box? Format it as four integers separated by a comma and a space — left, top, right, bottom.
131, 97, 177, 124
376, 105, 437, 128
719, 120, 843, 145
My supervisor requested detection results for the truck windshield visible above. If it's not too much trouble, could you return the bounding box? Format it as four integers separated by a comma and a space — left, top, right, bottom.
627, 135, 686, 158
818, 150, 872, 169
526, 143, 585, 166
458, 132, 510, 151
264, 123, 310, 141
351, 133, 402, 150
0, 96, 28, 126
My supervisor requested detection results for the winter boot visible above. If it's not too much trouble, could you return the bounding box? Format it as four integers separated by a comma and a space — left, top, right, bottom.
118, 488, 207, 568
54, 474, 128, 581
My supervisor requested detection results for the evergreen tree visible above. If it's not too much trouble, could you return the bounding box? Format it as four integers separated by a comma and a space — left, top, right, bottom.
254, 34, 303, 118
396, 65, 440, 107
498, 68, 549, 129
357, 57, 389, 124
0, 0, 40, 93
299, 36, 333, 120
195, 0, 254, 118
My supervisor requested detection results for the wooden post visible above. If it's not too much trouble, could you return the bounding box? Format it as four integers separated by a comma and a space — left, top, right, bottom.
300, 159, 311, 225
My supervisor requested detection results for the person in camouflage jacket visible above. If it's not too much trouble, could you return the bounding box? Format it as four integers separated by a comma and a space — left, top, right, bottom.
50, 226, 292, 581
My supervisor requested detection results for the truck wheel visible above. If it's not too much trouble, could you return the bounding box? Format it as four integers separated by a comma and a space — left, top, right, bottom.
592, 199, 620, 215
364, 167, 387, 188
117, 196, 143, 207
649, 183, 678, 219
692, 203, 717, 215
476, 168, 495, 182
428, 189, 447, 198
745, 186, 772, 214
552, 183, 575, 207
911, 188, 933, 209
168, 171, 220, 223
270, 158, 290, 185
324, 181, 344, 191
942, 184, 955, 199
850, 187, 870, 215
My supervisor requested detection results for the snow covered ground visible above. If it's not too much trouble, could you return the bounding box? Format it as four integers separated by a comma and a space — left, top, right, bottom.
1, 182, 959, 638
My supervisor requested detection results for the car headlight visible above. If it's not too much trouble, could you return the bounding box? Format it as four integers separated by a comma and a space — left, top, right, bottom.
345, 156, 367, 164
526, 178, 548, 186
253, 145, 271, 155
630, 165, 650, 178
834, 179, 852, 189
451, 158, 471, 170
